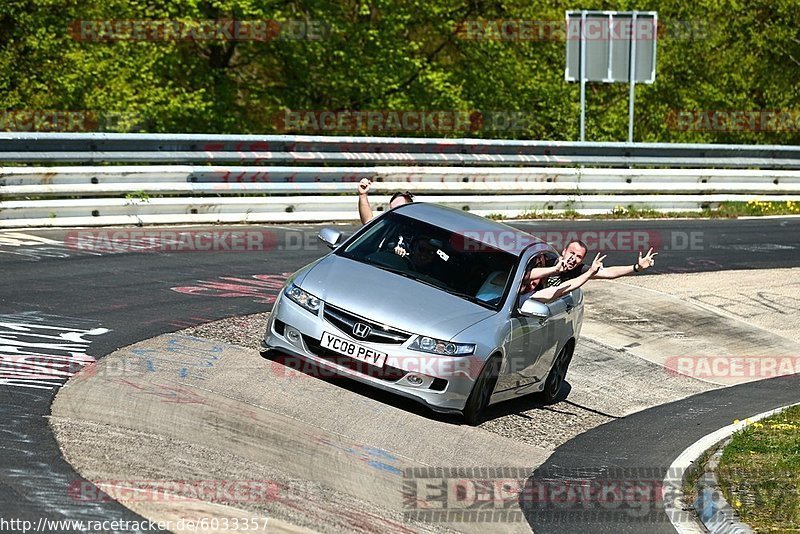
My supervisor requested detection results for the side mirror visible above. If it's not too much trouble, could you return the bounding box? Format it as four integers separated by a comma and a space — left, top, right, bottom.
318, 227, 343, 249
519, 299, 550, 320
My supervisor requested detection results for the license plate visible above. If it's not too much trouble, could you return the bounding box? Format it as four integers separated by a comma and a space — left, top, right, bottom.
320, 332, 387, 368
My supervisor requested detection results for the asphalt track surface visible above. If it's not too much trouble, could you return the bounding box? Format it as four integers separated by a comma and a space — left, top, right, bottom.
1, 217, 799, 532
523, 373, 800, 533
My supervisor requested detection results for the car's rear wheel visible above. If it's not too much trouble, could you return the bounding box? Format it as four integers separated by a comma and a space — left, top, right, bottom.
462, 355, 501, 426
541, 344, 573, 404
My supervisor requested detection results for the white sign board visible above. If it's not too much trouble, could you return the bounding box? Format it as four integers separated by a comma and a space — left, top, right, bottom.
566, 12, 657, 83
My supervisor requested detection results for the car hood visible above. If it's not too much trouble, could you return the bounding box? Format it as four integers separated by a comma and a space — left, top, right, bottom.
299, 254, 494, 339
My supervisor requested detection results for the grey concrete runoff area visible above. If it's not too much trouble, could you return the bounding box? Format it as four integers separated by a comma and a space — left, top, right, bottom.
51, 267, 800, 534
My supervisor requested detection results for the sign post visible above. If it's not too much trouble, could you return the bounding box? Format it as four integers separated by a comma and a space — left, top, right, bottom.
579, 11, 587, 142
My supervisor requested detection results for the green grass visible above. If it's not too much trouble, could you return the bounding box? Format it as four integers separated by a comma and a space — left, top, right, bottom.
513, 200, 800, 220
716, 405, 800, 532
713, 200, 800, 217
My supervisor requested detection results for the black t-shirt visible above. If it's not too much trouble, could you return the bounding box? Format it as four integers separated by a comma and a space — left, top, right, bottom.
542, 263, 590, 288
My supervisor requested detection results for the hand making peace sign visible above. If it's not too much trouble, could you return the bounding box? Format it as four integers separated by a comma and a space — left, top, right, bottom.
637, 247, 658, 270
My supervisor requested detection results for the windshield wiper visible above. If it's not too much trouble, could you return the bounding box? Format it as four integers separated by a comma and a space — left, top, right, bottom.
364, 261, 416, 280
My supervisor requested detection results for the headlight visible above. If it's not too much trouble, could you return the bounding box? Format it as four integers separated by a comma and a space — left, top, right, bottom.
284, 283, 322, 313
409, 336, 475, 356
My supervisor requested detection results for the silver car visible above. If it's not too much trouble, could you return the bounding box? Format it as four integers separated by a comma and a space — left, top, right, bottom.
260, 203, 584, 424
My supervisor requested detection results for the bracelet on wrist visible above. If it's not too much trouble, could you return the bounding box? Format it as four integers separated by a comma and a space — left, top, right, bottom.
633, 263, 640, 273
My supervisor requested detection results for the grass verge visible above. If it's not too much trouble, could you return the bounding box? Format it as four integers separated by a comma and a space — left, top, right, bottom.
682, 446, 718, 510
716, 405, 800, 531
499, 200, 800, 220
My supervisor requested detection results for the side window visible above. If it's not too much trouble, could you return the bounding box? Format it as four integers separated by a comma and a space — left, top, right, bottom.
520, 251, 558, 295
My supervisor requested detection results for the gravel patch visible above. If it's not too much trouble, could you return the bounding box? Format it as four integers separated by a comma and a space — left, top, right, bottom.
181, 313, 269, 351
477, 337, 716, 449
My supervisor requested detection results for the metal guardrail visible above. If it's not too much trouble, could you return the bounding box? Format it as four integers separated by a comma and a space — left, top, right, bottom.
3, 166, 800, 197
8, 194, 799, 229
3, 132, 800, 167
2, 134, 800, 227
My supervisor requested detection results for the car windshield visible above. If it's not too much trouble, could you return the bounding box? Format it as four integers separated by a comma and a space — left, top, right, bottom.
336, 212, 517, 309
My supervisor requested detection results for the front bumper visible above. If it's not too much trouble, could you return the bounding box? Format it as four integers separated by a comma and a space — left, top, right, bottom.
260, 294, 482, 413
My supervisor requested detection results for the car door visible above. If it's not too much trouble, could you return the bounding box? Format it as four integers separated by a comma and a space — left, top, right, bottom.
497, 249, 561, 391
530, 295, 573, 377
560, 288, 583, 343
504, 296, 571, 390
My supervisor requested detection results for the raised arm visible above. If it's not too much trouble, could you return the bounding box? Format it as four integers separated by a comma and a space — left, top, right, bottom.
357, 178, 374, 225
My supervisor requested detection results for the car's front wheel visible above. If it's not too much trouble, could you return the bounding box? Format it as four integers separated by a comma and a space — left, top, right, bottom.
541, 343, 573, 404
462, 354, 501, 426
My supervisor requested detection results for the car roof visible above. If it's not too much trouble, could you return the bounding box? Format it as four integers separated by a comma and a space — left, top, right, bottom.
392, 202, 548, 257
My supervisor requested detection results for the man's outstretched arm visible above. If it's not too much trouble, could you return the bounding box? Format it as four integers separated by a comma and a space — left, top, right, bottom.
592, 247, 658, 279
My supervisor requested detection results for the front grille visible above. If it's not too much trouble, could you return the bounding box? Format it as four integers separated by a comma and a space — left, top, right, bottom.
323, 304, 411, 344
303, 335, 407, 382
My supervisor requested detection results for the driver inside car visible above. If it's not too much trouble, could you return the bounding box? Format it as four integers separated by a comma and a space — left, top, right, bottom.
394, 235, 450, 280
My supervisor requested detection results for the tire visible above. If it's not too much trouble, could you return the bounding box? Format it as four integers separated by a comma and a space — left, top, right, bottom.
462, 355, 501, 426
541, 344, 574, 404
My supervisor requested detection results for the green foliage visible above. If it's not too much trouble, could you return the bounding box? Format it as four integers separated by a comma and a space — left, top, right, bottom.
1, 0, 798, 142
